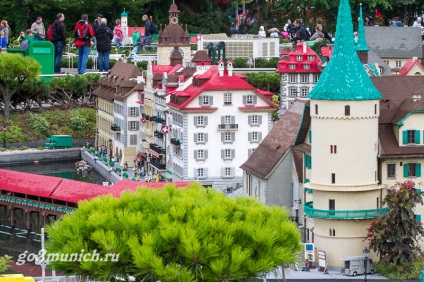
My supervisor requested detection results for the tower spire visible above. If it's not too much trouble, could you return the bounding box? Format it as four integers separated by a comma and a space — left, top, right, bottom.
307, 0, 381, 101
356, 3, 370, 52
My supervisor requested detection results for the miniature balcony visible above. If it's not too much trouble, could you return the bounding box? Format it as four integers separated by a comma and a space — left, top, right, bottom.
304, 201, 389, 219
170, 138, 181, 146
111, 124, 121, 131
217, 124, 239, 131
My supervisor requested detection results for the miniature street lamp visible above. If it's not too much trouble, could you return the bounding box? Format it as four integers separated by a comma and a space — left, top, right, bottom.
108, 138, 112, 162
2, 124, 6, 148
363, 247, 370, 282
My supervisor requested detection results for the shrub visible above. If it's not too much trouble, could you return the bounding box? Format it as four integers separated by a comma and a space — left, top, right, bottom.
29, 113, 50, 134
8, 147, 17, 151
0, 148, 6, 152
376, 258, 424, 280
37, 146, 45, 150
18, 146, 29, 150
232, 58, 249, 68
69, 112, 88, 131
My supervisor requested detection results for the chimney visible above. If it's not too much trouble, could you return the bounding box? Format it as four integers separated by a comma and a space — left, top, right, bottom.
162, 72, 167, 91
218, 60, 224, 76
227, 60, 233, 76
303, 42, 307, 54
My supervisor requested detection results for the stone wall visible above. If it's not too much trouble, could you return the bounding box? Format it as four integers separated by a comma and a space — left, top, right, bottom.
81, 150, 120, 183
0, 148, 81, 165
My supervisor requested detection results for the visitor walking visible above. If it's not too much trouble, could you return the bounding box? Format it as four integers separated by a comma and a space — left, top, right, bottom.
95, 18, 113, 72
141, 15, 152, 49
52, 13, 66, 74
74, 14, 94, 75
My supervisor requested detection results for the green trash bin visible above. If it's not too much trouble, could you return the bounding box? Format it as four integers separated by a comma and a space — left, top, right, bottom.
28, 41, 55, 81
7, 48, 28, 56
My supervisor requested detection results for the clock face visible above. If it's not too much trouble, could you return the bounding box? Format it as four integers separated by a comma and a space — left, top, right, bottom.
171, 17, 178, 24
169, 47, 185, 58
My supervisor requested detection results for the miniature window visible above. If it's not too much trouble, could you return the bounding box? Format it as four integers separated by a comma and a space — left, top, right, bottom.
345, 105, 350, 116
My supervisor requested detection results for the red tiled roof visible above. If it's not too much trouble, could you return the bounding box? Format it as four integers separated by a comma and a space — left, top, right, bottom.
276, 43, 322, 73
240, 100, 308, 178
110, 180, 192, 197
153, 65, 174, 74
399, 58, 424, 76
0, 169, 191, 205
168, 66, 278, 110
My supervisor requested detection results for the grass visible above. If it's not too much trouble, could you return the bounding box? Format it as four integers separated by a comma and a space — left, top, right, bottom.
0, 107, 96, 143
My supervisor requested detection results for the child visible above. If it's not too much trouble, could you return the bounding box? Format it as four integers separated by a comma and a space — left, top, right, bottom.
0, 31, 6, 49
19, 29, 33, 49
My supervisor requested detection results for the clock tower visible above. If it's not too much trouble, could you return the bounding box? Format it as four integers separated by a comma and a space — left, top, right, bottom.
156, 2, 191, 65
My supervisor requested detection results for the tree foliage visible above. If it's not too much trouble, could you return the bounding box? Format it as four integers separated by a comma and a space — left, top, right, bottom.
46, 184, 301, 281
367, 180, 424, 268
0, 54, 40, 120
246, 72, 280, 94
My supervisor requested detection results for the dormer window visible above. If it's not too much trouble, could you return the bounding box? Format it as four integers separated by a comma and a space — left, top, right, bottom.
296, 55, 303, 61
289, 64, 296, 70
308, 55, 315, 61
304, 64, 311, 70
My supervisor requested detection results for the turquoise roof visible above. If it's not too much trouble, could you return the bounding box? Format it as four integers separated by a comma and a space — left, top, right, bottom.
355, 4, 370, 52
121, 9, 128, 17
307, 0, 382, 101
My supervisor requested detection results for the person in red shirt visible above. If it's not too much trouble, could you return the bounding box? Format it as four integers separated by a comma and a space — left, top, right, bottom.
74, 14, 94, 74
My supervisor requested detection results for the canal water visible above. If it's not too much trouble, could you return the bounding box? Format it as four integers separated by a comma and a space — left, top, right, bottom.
3, 160, 105, 185
0, 160, 105, 260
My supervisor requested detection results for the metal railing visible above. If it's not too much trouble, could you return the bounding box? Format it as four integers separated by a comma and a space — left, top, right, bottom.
304, 201, 389, 219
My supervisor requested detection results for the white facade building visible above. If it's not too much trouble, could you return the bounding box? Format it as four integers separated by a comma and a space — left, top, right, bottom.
168, 61, 277, 190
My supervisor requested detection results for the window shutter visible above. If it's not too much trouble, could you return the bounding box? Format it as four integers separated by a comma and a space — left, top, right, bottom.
221, 167, 225, 177
209, 96, 213, 105
221, 116, 224, 124
243, 95, 247, 105
248, 132, 252, 141
231, 116, 235, 124
221, 133, 224, 142
248, 115, 252, 125
415, 130, 420, 144
309, 131, 312, 143
253, 95, 257, 105
231, 149, 235, 159
194, 150, 198, 161
194, 168, 198, 177
258, 115, 262, 125
205, 150, 208, 160
404, 164, 409, 177
194, 116, 198, 126
309, 155, 312, 169
402, 131, 408, 144
221, 149, 225, 159
417, 163, 422, 177
199, 96, 203, 105
231, 167, 235, 177
135, 107, 139, 116
231, 132, 235, 142
128, 121, 131, 130
135, 121, 139, 130
204, 168, 208, 178
416, 214, 422, 223
204, 116, 208, 125
194, 133, 198, 143
258, 132, 263, 142
205, 133, 208, 143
